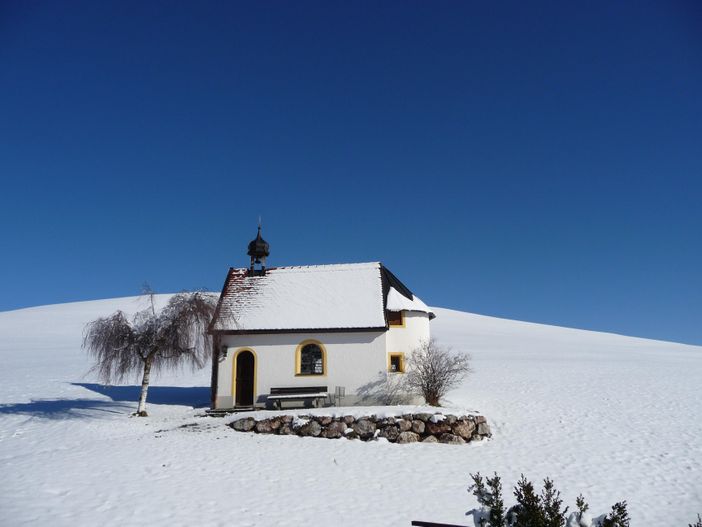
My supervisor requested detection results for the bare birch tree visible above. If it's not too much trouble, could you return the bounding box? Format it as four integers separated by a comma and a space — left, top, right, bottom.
405, 338, 472, 406
82, 289, 216, 416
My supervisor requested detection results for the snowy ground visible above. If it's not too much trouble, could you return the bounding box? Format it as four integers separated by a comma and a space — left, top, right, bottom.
1, 295, 700, 526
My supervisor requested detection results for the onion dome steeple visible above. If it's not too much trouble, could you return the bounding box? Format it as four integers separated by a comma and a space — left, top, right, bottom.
247, 222, 270, 275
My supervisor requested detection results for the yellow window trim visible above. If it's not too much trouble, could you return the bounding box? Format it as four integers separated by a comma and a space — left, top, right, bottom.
388, 352, 406, 373
231, 347, 257, 403
295, 339, 327, 377
388, 310, 406, 328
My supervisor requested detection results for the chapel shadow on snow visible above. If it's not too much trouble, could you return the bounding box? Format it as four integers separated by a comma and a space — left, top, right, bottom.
0, 398, 135, 419
73, 383, 211, 407
0, 385, 210, 420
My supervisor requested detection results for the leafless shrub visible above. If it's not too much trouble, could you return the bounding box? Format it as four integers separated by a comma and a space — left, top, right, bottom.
83, 289, 216, 416
405, 338, 472, 406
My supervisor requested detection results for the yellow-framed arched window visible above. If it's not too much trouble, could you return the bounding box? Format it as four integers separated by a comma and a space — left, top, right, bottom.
295, 339, 327, 376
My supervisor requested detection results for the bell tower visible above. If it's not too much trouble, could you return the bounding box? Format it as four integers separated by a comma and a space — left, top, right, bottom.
247, 222, 270, 275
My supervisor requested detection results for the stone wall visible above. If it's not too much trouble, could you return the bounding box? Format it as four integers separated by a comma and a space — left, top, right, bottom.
230, 412, 491, 444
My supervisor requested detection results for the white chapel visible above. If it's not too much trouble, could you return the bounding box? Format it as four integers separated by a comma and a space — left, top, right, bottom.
209, 227, 434, 409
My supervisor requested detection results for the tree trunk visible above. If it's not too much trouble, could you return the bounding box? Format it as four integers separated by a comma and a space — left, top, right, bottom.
425, 390, 440, 406
136, 355, 153, 416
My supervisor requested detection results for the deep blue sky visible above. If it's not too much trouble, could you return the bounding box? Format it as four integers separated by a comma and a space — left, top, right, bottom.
1, 2, 701, 344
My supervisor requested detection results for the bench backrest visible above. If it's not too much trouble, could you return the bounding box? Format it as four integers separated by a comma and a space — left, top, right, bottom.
269, 386, 327, 395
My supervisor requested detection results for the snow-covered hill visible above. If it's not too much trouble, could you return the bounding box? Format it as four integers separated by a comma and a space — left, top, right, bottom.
1, 296, 700, 526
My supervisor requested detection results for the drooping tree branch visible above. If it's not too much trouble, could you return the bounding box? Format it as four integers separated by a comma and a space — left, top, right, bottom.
82, 290, 217, 416
83, 311, 140, 383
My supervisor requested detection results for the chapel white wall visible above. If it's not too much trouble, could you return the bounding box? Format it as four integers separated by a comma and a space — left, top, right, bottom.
215, 331, 387, 408
385, 311, 431, 358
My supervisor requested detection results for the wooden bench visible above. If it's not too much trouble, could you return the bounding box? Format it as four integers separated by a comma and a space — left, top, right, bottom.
267, 386, 329, 410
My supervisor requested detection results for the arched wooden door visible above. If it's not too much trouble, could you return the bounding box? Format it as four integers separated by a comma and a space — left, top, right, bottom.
234, 350, 255, 407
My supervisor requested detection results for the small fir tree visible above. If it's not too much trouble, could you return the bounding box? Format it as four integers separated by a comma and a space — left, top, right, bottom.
466, 473, 630, 527
513, 474, 545, 527
470, 472, 489, 503
486, 473, 507, 527
569, 494, 590, 526
600, 502, 630, 527
575, 495, 589, 516
541, 478, 567, 527
469, 472, 507, 527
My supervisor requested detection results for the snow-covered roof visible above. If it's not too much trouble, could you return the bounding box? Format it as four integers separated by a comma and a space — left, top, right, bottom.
210, 262, 434, 333
386, 286, 432, 313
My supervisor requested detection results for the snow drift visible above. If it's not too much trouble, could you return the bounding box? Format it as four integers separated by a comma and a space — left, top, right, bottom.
0, 295, 700, 526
